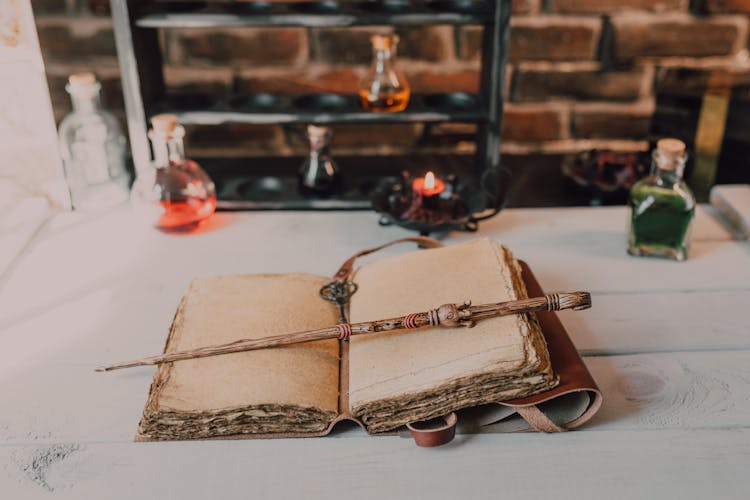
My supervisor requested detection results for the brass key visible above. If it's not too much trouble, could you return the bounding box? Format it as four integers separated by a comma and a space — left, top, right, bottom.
319, 280, 358, 324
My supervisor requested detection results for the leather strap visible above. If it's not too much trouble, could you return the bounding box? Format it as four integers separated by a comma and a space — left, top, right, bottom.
516, 405, 567, 433
333, 236, 444, 282
406, 413, 457, 447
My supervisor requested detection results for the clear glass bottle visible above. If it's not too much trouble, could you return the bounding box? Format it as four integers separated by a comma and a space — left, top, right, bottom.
359, 34, 410, 113
58, 72, 130, 210
628, 139, 696, 261
298, 124, 340, 197
131, 114, 216, 231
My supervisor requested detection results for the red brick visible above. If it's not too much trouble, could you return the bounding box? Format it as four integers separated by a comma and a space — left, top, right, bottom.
35, 16, 116, 61
397, 26, 454, 62
238, 66, 364, 94
654, 66, 748, 98
513, 63, 649, 102
502, 103, 569, 142
310, 25, 452, 65
511, 18, 602, 61
610, 14, 747, 62
459, 17, 601, 62
321, 124, 422, 148
184, 124, 285, 150
309, 27, 392, 65
705, 0, 750, 13
163, 65, 233, 95
405, 66, 480, 93
168, 28, 307, 66
572, 102, 653, 139
511, 0, 541, 15
421, 123, 478, 146
285, 123, 422, 150
549, 0, 686, 13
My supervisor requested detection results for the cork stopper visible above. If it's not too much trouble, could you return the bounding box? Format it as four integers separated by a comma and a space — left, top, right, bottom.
68, 72, 96, 88
307, 124, 331, 139
655, 138, 687, 171
66, 72, 100, 96
151, 114, 178, 135
371, 34, 398, 50
149, 113, 185, 141
657, 138, 686, 157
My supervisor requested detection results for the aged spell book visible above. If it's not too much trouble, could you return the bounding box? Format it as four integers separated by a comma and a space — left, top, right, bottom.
136, 238, 601, 442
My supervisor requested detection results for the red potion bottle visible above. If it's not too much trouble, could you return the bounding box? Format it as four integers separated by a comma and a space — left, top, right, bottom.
131, 114, 216, 231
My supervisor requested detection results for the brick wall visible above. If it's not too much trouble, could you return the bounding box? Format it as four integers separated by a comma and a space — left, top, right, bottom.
31, 0, 750, 158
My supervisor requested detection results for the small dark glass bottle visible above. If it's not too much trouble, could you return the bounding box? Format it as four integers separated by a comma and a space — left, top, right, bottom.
298, 125, 340, 197
628, 139, 695, 261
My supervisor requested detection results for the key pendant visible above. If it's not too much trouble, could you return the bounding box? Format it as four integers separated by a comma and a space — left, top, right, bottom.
319, 280, 358, 326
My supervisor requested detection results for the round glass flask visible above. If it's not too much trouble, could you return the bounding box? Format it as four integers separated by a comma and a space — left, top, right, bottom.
131, 114, 216, 231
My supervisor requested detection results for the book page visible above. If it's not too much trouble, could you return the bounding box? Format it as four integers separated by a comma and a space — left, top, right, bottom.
348, 239, 544, 412
152, 273, 340, 415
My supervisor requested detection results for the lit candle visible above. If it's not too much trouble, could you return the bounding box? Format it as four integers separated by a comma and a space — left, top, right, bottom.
412, 171, 446, 197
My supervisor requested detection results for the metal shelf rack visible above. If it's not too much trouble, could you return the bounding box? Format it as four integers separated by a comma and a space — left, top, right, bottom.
110, 0, 511, 211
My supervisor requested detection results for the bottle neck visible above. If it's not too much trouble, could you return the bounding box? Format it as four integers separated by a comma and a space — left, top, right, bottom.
69, 90, 102, 114
152, 137, 186, 169
651, 150, 686, 184
373, 47, 395, 72
306, 126, 332, 158
309, 137, 330, 156
652, 166, 681, 184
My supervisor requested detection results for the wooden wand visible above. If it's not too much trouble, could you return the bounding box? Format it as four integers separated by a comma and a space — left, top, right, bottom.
96, 292, 591, 372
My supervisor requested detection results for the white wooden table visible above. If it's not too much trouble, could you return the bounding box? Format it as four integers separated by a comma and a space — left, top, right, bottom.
1, 205, 748, 499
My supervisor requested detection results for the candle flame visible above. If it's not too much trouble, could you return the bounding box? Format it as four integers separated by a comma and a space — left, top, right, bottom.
424, 171, 436, 190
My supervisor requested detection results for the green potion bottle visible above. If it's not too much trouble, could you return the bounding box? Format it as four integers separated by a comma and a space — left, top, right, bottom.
628, 139, 695, 261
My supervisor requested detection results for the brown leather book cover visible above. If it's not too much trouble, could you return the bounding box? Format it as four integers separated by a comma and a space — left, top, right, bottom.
135, 255, 601, 444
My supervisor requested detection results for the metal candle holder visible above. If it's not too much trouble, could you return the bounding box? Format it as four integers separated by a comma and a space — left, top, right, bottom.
371, 171, 504, 235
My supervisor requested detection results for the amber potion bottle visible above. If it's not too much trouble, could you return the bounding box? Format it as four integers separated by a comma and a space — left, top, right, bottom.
131, 114, 216, 231
359, 34, 410, 112
628, 139, 696, 261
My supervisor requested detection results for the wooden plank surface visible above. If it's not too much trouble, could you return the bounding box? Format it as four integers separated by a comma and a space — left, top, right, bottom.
1, 429, 748, 499
584, 351, 750, 430
1, 346, 748, 444
1, 206, 743, 343
0, 205, 748, 498
0, 205, 734, 321
711, 184, 750, 239
558, 290, 750, 354
474, 204, 734, 242
0, 208, 744, 361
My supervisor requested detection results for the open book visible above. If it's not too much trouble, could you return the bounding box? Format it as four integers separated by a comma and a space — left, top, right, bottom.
138, 238, 596, 441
